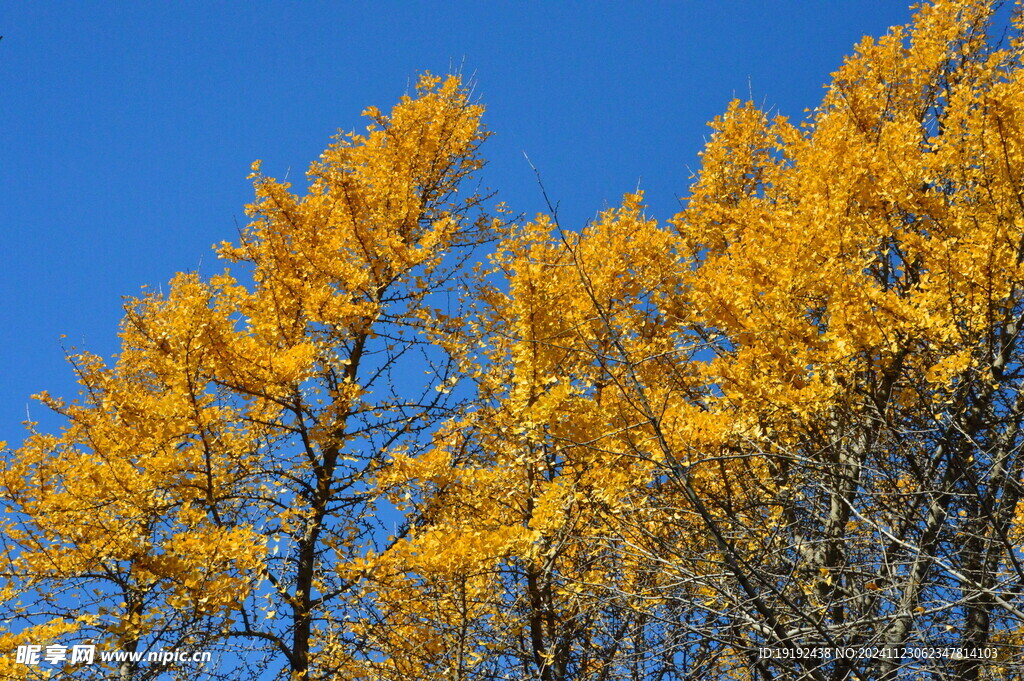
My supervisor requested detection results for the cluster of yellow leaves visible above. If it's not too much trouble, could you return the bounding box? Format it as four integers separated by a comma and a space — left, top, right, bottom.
0, 275, 267, 649
360, 193, 730, 678
676, 0, 1023, 430
220, 74, 488, 340
0, 618, 78, 681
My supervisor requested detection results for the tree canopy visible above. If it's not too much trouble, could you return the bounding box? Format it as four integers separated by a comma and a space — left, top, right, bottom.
5, 2, 1024, 680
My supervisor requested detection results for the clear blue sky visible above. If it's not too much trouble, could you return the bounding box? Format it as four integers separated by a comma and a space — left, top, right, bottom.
2, 2, 914, 441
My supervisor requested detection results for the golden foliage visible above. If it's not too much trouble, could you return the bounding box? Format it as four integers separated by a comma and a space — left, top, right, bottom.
6, 3, 1024, 679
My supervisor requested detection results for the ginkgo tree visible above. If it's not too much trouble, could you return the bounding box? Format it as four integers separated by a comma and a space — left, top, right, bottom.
358, 1, 1024, 680
1, 73, 497, 681
6, 1, 1024, 680
660, 1, 1024, 678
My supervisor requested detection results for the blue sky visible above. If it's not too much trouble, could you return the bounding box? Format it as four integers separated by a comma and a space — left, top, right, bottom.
2, 1, 915, 442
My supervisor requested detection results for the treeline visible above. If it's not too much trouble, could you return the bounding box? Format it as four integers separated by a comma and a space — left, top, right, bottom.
4, 2, 1024, 679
